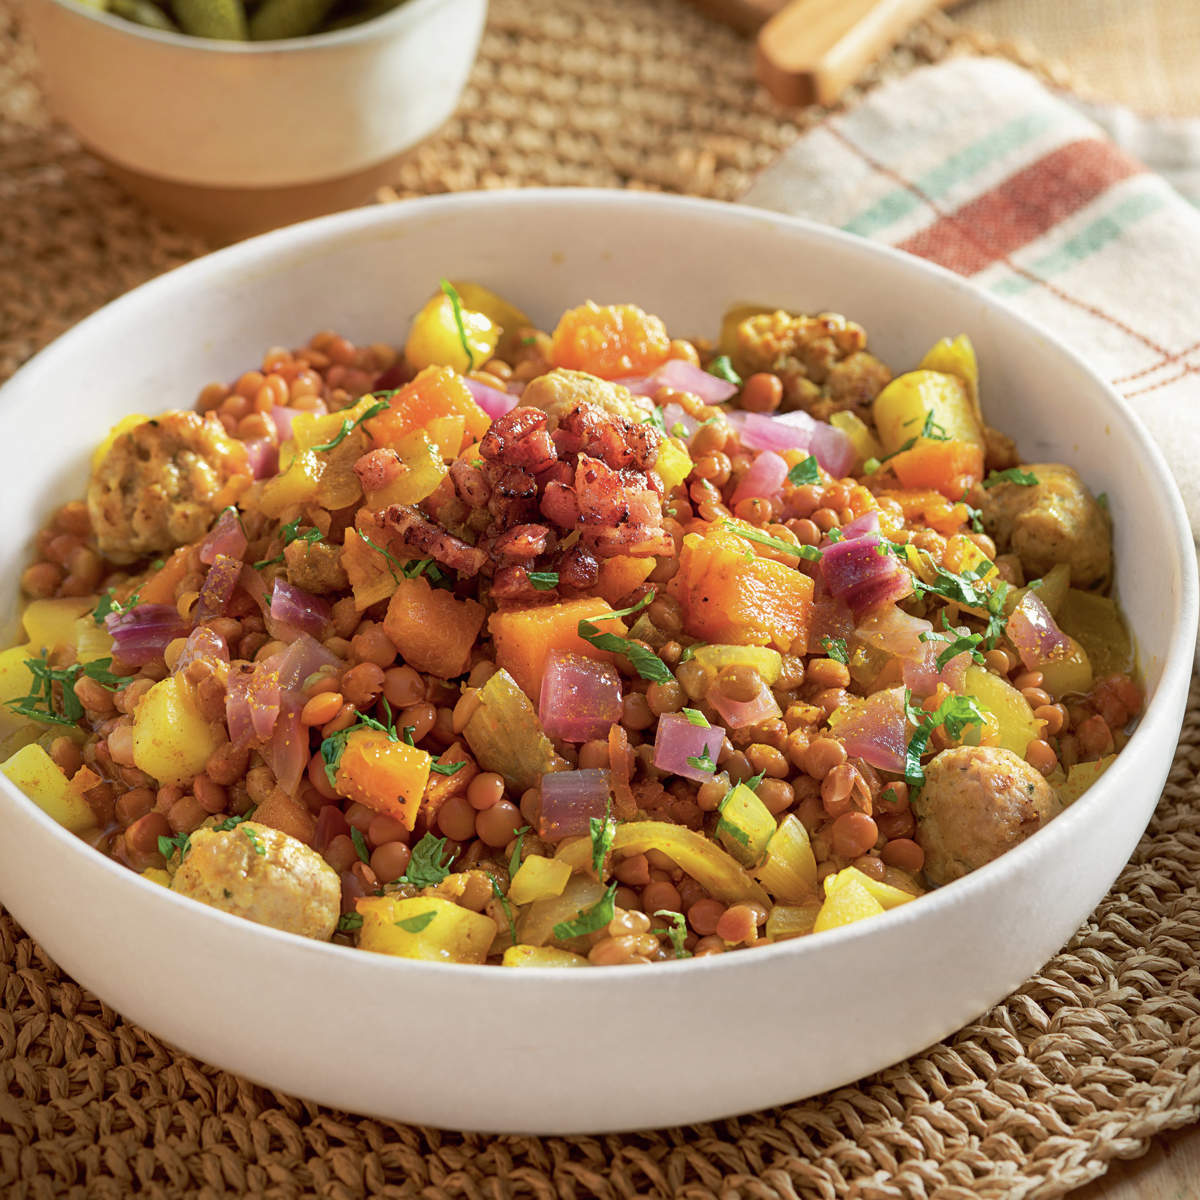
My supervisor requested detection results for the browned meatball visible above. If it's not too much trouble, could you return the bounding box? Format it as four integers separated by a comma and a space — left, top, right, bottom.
979, 463, 1111, 589
912, 746, 1060, 885
521, 368, 655, 429
87, 411, 251, 563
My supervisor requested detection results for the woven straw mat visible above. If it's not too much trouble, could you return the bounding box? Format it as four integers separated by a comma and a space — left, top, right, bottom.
3, 1, 1200, 1197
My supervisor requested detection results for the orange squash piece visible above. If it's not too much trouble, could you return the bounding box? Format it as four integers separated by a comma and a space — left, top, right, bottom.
669, 528, 814, 653
550, 302, 671, 380
383, 576, 485, 679
343, 518, 409, 611
365, 365, 490, 448
335, 729, 432, 829
889, 440, 984, 499
488, 598, 628, 702
878, 489, 970, 535
593, 556, 656, 607
135, 546, 192, 606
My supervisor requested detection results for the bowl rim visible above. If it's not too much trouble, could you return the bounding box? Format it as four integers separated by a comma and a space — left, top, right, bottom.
42, 0, 463, 53
2, 187, 1196, 985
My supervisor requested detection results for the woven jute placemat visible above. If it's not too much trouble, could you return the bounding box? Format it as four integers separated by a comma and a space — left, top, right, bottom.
3, 1, 1199, 1196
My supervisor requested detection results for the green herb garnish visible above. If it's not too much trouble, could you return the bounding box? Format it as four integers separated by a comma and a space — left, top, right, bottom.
743, 769, 766, 792
337, 913, 364, 932
429, 759, 466, 777
399, 833, 455, 888
490, 879, 519, 946
983, 467, 1039, 489
654, 909, 691, 959
903, 690, 987, 791
254, 514, 326, 568
157, 831, 191, 862
720, 520, 822, 561
319, 708, 399, 788
395, 910, 437, 934
528, 571, 559, 591
552, 881, 618, 941
589, 795, 615, 876
714, 783, 750, 847
787, 455, 820, 487
681, 707, 709, 727
576, 591, 671, 683
350, 826, 371, 864
311, 397, 389, 453
508, 825, 531, 880
243, 825, 267, 857
864, 412, 949, 475
919, 612, 987, 670
7, 654, 134, 728
685, 747, 716, 774
92, 587, 141, 625
440, 279, 477, 370
820, 636, 849, 665
677, 643, 705, 665
907, 558, 1009, 650
707, 355, 742, 387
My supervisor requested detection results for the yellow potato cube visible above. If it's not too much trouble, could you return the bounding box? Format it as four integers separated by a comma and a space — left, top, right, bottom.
357, 896, 497, 963
405, 291, 500, 374
502, 944, 589, 968
873, 369, 983, 455
132, 674, 222, 785
918, 334, 980, 419
72, 616, 115, 665
830, 410, 882, 468
961, 665, 1041, 757
141, 868, 172, 887
1, 742, 95, 833
656, 437, 694, 494
22, 597, 94, 653
0, 644, 37, 740
824, 866, 918, 911
508, 854, 572, 905
814, 877, 885, 932
448, 281, 532, 336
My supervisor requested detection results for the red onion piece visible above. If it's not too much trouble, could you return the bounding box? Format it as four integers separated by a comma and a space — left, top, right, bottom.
855, 605, 932, 661
727, 410, 855, 478
270, 579, 331, 640
708, 679, 781, 730
651, 358, 738, 404
820, 535, 913, 621
199, 508, 247, 565
243, 437, 279, 479
803, 419, 856, 480
539, 651, 623, 743
463, 376, 518, 420
613, 376, 660, 398
731, 450, 789, 507
261, 694, 307, 794
653, 712, 726, 783
839, 510, 880, 541
315, 805, 351, 854
660, 402, 700, 440
174, 625, 229, 674
195, 553, 242, 623
1007, 590, 1073, 670
246, 666, 282, 742
903, 638, 970, 698
538, 768, 612, 841
274, 632, 343, 693
832, 686, 909, 774
225, 668, 255, 746
104, 604, 188, 667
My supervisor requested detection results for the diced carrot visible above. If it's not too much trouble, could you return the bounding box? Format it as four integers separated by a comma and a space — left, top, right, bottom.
383, 576, 485, 679
593, 556, 655, 607
335, 729, 432, 829
136, 546, 192, 606
422, 740, 478, 818
550, 302, 671, 380
669, 528, 814, 653
251, 789, 317, 847
488, 598, 627, 702
889, 439, 984, 499
365, 365, 490, 447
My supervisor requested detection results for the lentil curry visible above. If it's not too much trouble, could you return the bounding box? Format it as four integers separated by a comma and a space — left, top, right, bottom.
0, 284, 1139, 966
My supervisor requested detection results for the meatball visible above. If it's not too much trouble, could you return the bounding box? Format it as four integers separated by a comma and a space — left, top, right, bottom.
88, 411, 251, 563
171, 821, 340, 940
979, 463, 1111, 589
912, 746, 1060, 885
521, 368, 654, 430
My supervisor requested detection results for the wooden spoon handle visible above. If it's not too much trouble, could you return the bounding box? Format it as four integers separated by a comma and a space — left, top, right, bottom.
756, 0, 947, 106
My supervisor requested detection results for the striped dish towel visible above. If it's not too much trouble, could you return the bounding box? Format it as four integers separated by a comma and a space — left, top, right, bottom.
742, 57, 1200, 541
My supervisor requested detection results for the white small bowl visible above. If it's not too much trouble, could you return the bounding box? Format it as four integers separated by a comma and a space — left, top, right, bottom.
25, 0, 486, 234
0, 191, 1194, 1134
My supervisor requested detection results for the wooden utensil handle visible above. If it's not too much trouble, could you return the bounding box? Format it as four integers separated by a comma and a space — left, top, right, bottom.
757, 0, 946, 106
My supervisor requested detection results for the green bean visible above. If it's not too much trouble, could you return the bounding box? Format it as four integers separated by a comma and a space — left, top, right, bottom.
248, 0, 336, 40
170, 0, 247, 39
111, 0, 180, 31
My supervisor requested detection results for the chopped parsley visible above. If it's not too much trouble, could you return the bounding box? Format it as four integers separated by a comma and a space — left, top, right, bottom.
903, 690, 987, 791
707, 355, 742, 387
243, 825, 267, 857
337, 913, 364, 932
395, 910, 437, 934
92, 587, 141, 625
157, 831, 191, 862
350, 826, 371, 864
908, 559, 1009, 650
552, 881, 618, 941
864, 412, 949, 474
720, 520, 822, 561
743, 769, 766, 792
646, 406, 668, 434
491, 879, 519, 946
319, 707, 400, 788
589, 796, 615, 876
508, 825, 531, 880
213, 811, 254, 832
686, 747, 716, 774
983, 467, 1039, 488
654, 909, 691, 959
677, 643, 704, 664
576, 591, 672, 683
311, 397, 389, 453
528, 571, 559, 591
820, 636, 849, 665
398, 833, 455, 888
254, 515, 325, 568
787, 455, 820, 487
440, 279, 477, 369
715, 782, 750, 847
919, 612, 987, 669
429, 759, 466, 777
681, 707, 709, 727
7, 654, 134, 728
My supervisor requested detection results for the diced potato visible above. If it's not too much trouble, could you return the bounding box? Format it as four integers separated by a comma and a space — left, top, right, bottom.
502, 944, 589, 968
508, 854, 572, 905
656, 437, 693, 494
824, 866, 917, 911
22, 597, 93, 652
0, 644, 37, 740
1025, 563, 1071, 618
423, 415, 468, 461
357, 896, 497, 963
72, 616, 114, 664
960, 665, 1041, 757
1, 743, 95, 833
686, 643, 783, 687
715, 782, 776, 867
752, 814, 818, 902
766, 900, 822, 941
405, 291, 500, 374
1056, 755, 1116, 806
141, 868, 172, 887
814, 876, 885, 932
830, 410, 882, 468
918, 334, 980, 419
132, 674, 222, 785
943, 534, 996, 580
874, 369, 983, 453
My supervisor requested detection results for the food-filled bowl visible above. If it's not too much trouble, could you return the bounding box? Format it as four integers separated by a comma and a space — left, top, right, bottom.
0, 190, 1193, 1134
24, 0, 487, 239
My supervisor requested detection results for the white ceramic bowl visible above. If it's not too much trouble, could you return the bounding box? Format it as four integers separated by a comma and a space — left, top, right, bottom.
25, 0, 486, 188
0, 192, 1194, 1135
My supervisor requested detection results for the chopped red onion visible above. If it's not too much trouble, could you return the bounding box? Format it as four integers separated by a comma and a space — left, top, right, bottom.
661, 402, 700, 440
838, 510, 880, 541
613, 376, 660, 398
538, 769, 613, 841
727, 410, 855, 478
833, 686, 909, 774
314, 804, 351, 853
463, 376, 518, 420
653, 712, 726, 782
174, 625, 229, 674
199, 508, 248, 565
195, 553, 242, 622
270, 578, 331, 640
1007, 590, 1073, 670
539, 652, 623, 743
709, 679, 781, 730
225, 668, 256, 745
731, 450, 789, 506
274, 632, 343, 693
820, 535, 913, 621
243, 437, 279, 480
261, 695, 307, 794
104, 604, 188, 667
855, 605, 932, 661
903, 637, 970, 698
651, 358, 738, 404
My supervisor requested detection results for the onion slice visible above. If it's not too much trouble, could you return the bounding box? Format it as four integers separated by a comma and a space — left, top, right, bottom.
269, 579, 331, 640
538, 769, 612, 841
653, 712, 726, 783
1007, 590, 1073, 670
828, 686, 910, 774
195, 553, 242, 623
199, 507, 247, 565
539, 652, 624, 743
708, 680, 781, 730
105, 604, 188, 667
464, 376, 518, 420
820, 535, 913, 620
730, 450, 789, 506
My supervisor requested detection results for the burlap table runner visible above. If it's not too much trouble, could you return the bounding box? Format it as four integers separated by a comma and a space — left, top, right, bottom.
2, 1, 1199, 1196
